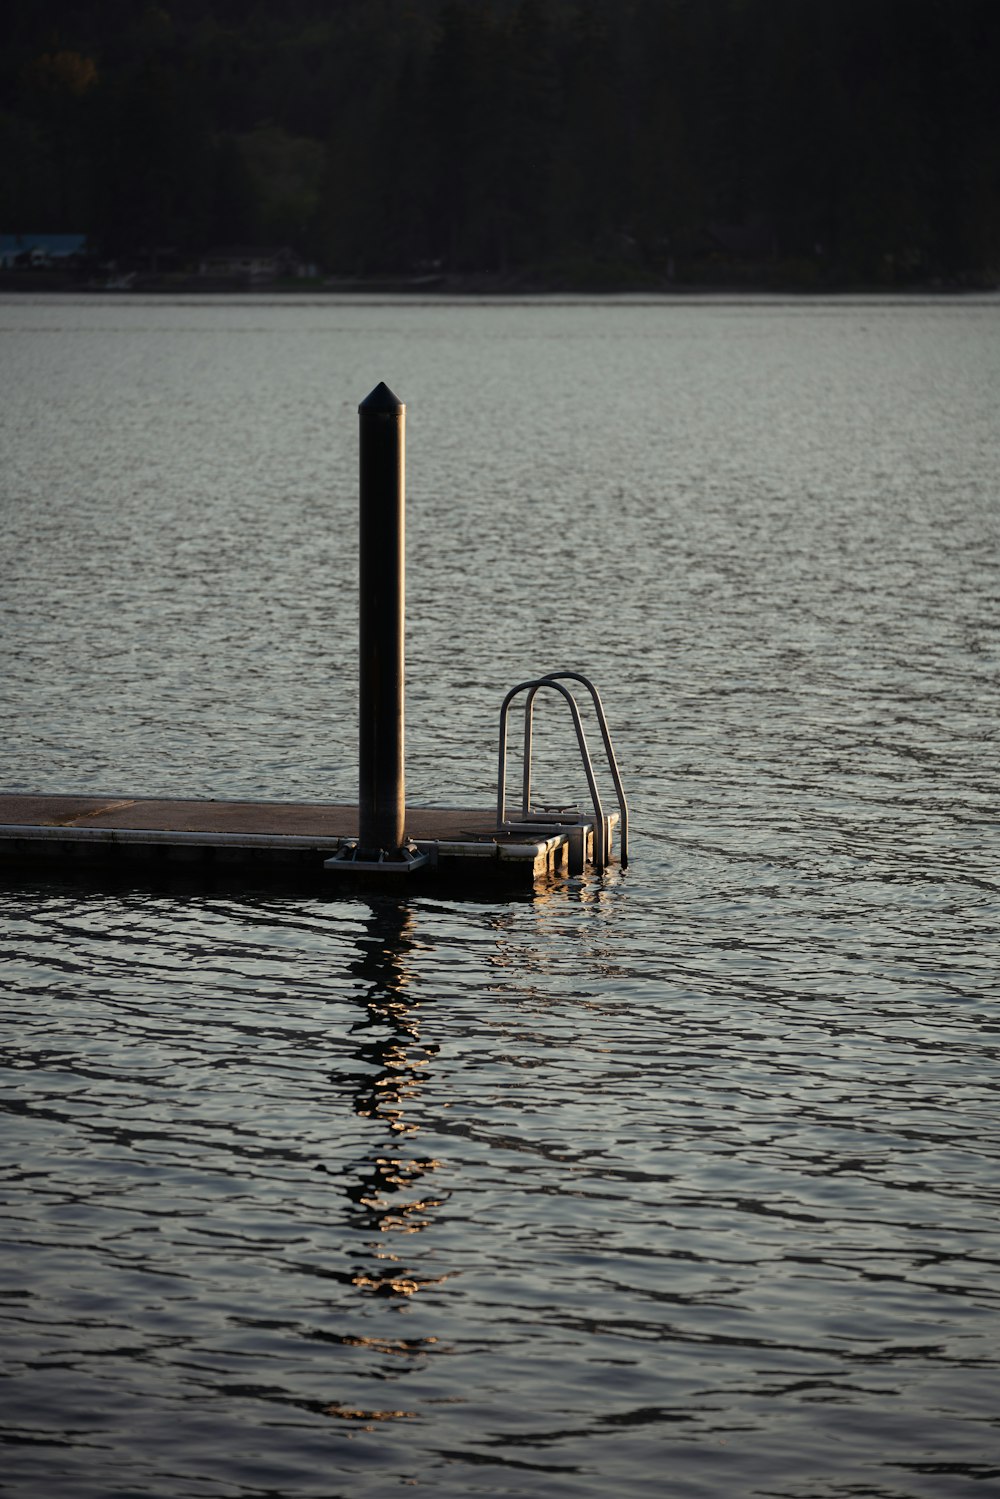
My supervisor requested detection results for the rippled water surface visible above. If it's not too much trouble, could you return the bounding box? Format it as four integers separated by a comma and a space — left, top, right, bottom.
2, 294, 999, 1497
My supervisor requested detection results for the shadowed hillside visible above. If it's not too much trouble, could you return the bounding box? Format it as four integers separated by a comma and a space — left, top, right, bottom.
2, 0, 998, 288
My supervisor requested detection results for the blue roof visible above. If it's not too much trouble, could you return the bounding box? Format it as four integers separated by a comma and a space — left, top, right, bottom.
1, 233, 88, 258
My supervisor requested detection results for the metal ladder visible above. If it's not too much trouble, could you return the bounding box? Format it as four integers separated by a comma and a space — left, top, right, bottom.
496, 671, 629, 869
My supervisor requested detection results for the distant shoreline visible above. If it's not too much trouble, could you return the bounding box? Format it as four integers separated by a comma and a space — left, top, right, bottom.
1, 270, 996, 298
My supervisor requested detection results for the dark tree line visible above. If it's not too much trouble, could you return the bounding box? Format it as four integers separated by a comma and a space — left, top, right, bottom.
2, 0, 999, 286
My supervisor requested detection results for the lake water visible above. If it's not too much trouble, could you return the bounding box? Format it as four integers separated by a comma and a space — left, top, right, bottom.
1, 293, 999, 1498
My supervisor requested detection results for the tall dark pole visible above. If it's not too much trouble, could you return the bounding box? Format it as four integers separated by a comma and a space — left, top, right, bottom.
358, 382, 406, 858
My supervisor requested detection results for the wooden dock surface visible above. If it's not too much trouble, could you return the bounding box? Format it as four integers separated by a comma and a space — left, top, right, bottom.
0, 794, 595, 885
0, 794, 497, 842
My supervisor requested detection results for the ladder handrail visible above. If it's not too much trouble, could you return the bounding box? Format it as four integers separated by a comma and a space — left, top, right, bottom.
524, 672, 629, 869
497, 677, 608, 867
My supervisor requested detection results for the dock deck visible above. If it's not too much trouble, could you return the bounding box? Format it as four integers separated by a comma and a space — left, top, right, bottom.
0, 794, 610, 887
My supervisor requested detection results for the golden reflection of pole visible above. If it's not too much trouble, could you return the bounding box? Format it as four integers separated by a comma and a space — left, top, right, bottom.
346, 898, 448, 1301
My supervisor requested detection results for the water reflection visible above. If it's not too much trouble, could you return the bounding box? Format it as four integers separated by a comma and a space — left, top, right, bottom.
485, 870, 624, 998
342, 897, 449, 1301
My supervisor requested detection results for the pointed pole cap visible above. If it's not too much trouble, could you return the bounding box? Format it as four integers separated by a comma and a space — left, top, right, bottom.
359, 381, 404, 414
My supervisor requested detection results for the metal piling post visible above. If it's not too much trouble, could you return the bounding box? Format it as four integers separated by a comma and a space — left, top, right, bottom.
358, 382, 406, 858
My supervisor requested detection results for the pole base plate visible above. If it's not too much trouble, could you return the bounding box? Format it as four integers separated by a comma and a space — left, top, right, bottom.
324, 841, 430, 875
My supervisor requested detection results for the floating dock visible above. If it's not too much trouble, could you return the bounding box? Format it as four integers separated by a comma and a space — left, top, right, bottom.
0, 794, 616, 888
4, 384, 627, 894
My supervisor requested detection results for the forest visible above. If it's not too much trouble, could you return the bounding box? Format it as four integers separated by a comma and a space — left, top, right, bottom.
2, 0, 999, 289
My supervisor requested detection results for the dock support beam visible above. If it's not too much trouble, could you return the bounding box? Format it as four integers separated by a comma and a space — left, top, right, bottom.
358, 382, 406, 859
